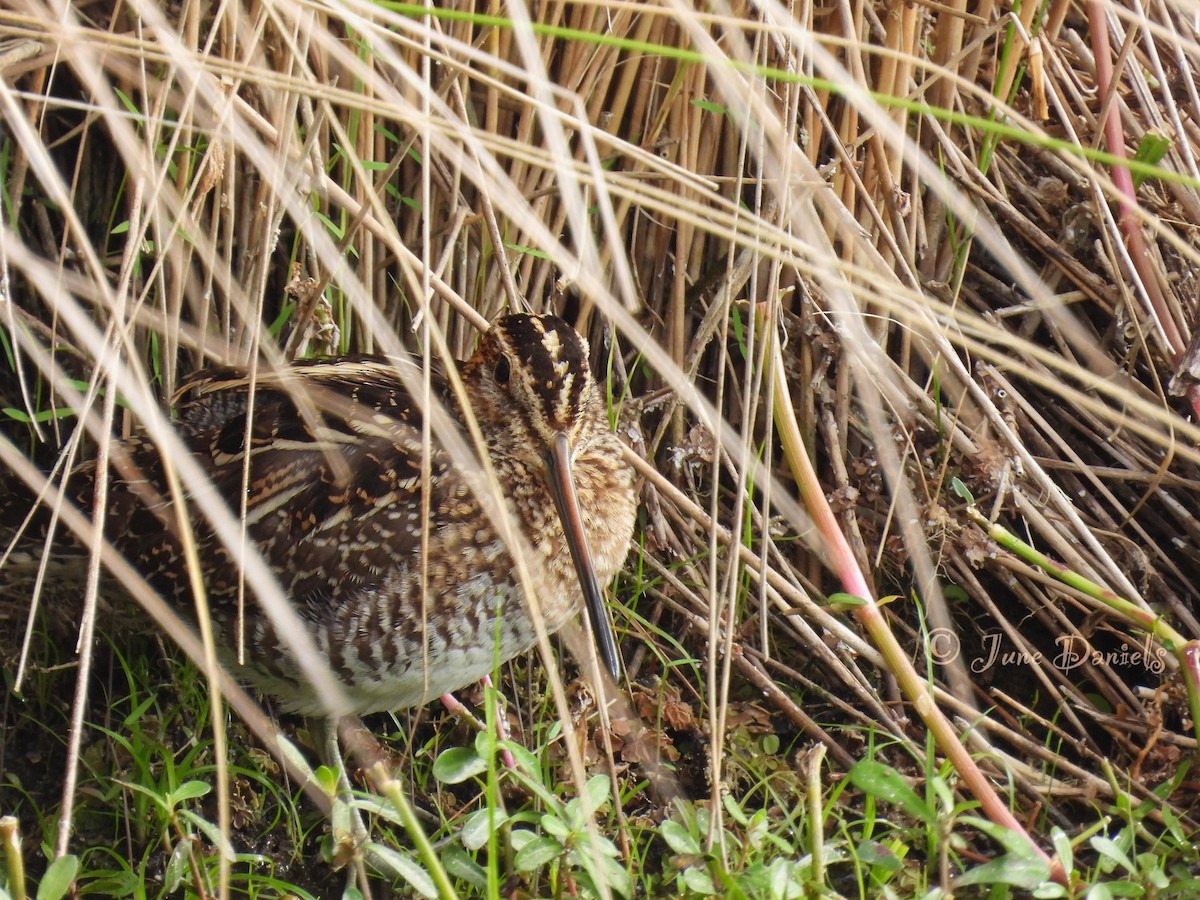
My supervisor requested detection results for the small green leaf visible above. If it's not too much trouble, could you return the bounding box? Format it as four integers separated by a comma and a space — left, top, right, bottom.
313, 210, 345, 240
951, 476, 974, 503
1132, 131, 1171, 187
501, 741, 540, 776
2, 407, 77, 424
1134, 852, 1169, 888
441, 845, 487, 888
112, 87, 140, 116
169, 780, 211, 804
582, 774, 610, 816
661, 820, 702, 856
431, 746, 487, 784
163, 841, 190, 894
513, 835, 562, 872
721, 793, 750, 826
268, 300, 297, 338
953, 853, 1053, 889
847, 760, 935, 826
594, 855, 634, 897
508, 828, 537, 852
474, 727, 504, 760
825, 592, 869, 611
312, 764, 340, 797
730, 305, 746, 354
178, 810, 235, 860
691, 98, 726, 115
541, 814, 571, 839
36, 855, 79, 900
1049, 827, 1073, 873
681, 866, 717, 894
1090, 835, 1136, 875
1159, 806, 1184, 843
79, 872, 140, 895
856, 839, 903, 871
954, 816, 1055, 888
944, 583, 970, 602
1031, 883, 1070, 899
504, 242, 551, 260
369, 845, 438, 899
461, 808, 505, 851
504, 761, 559, 807
122, 694, 157, 729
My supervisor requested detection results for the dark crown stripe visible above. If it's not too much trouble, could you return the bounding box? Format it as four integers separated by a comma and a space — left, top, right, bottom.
503, 315, 590, 430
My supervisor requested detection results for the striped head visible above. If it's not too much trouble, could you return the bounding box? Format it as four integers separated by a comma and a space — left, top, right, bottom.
463, 314, 604, 469
461, 312, 622, 679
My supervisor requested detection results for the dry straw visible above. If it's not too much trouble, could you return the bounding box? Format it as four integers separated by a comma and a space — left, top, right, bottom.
2, 0, 1199, 894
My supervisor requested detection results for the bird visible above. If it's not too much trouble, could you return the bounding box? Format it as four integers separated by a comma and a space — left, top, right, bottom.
0, 313, 639, 721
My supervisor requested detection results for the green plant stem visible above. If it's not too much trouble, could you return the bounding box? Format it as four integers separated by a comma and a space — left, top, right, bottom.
0, 816, 25, 900
965, 504, 1200, 744
805, 747, 826, 886
382, 3, 1187, 189
368, 763, 458, 900
758, 305, 1065, 885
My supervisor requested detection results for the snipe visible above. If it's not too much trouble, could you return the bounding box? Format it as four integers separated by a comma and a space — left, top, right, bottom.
1, 313, 638, 717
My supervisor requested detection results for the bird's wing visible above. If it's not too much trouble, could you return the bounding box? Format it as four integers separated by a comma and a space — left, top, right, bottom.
168, 358, 470, 609
2, 357, 474, 619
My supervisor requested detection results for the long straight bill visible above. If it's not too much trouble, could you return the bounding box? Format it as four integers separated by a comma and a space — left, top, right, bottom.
545, 432, 621, 680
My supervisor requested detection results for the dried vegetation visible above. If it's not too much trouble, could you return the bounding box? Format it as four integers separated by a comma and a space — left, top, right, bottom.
1, 0, 1200, 894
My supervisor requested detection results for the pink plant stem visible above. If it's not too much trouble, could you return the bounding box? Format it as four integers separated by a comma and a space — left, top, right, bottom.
1086, 4, 1200, 420
440, 675, 517, 769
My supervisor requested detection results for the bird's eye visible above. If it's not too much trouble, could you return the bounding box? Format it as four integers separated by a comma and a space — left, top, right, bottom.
494, 355, 511, 386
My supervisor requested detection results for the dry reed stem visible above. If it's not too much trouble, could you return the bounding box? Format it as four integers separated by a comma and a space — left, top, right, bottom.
4, 0, 1200, 888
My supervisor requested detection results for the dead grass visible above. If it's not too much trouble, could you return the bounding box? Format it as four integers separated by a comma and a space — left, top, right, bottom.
2, 0, 1200, 895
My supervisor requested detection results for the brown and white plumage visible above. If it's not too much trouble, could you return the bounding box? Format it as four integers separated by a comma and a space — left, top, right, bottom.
1, 314, 638, 717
